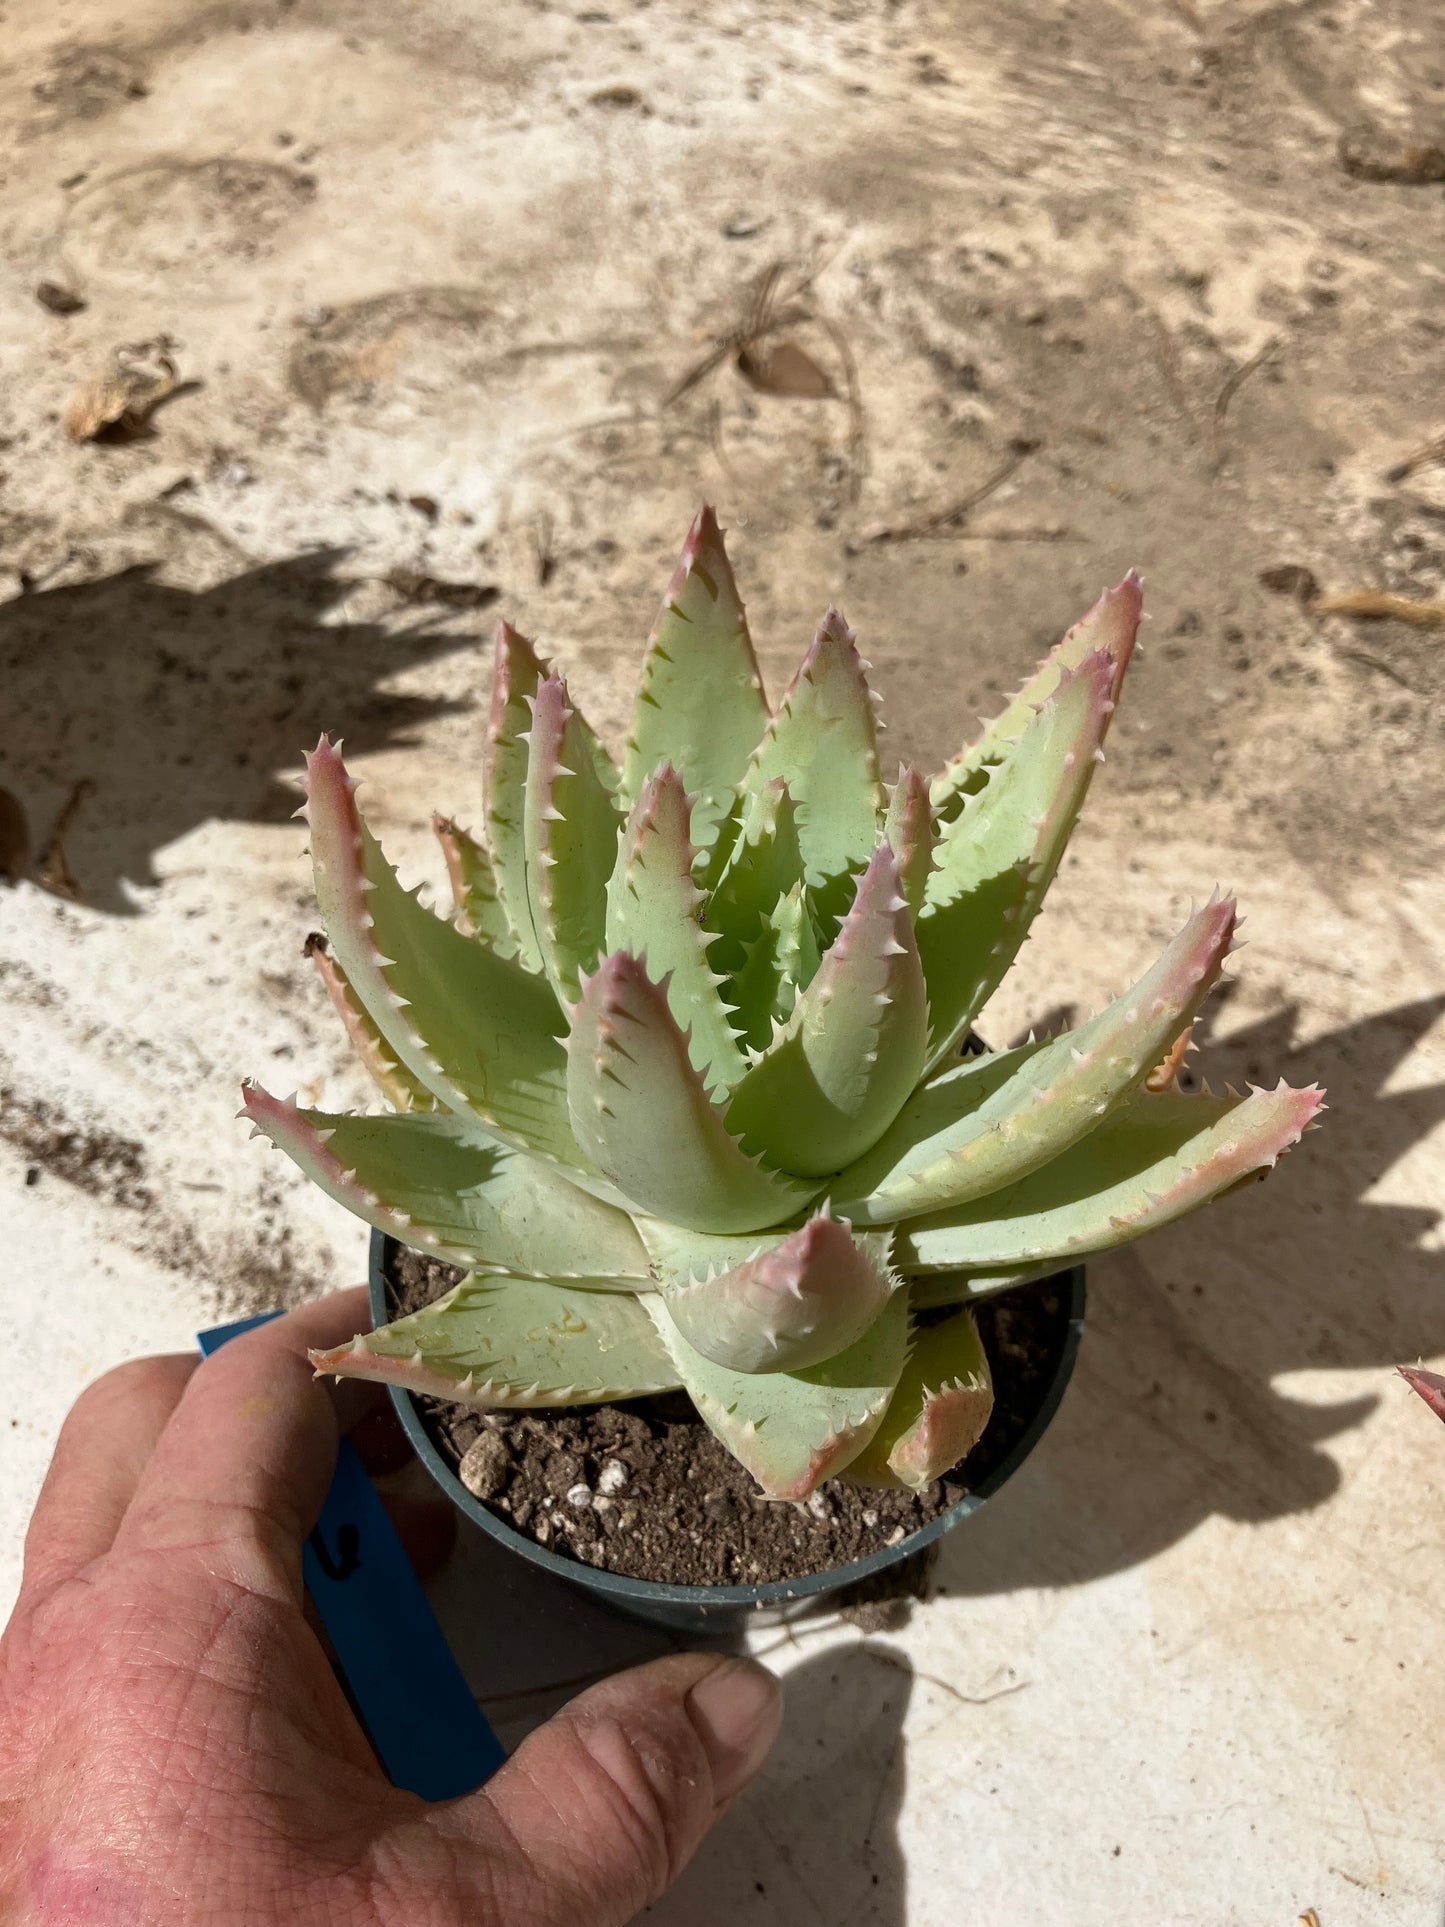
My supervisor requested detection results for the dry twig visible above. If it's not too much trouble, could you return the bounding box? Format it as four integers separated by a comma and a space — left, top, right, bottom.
862, 442, 1041, 544
35, 778, 94, 900
1383, 431, 1445, 485
1209, 336, 1280, 467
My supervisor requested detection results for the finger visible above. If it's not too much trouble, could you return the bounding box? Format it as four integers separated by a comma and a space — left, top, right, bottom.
20, 1353, 197, 1598
112, 1287, 372, 1603
426, 1653, 782, 1927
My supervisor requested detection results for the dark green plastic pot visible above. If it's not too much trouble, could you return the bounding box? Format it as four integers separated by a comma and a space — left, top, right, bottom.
370, 1229, 1085, 1634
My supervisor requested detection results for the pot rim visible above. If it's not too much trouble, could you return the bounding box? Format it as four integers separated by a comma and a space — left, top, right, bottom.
369, 1229, 1085, 1608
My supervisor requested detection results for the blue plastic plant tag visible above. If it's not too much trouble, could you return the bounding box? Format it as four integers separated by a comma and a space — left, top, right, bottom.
197, 1310, 505, 1800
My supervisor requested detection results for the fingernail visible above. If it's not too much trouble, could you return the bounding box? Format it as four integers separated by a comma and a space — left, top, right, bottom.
684, 1658, 783, 1805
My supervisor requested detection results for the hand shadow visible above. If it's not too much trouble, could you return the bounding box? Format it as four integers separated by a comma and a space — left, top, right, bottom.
648, 1643, 913, 1927
0, 551, 475, 912
933, 988, 1445, 1595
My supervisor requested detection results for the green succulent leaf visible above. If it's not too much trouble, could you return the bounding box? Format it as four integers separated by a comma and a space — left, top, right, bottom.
648, 1211, 896, 1375
522, 675, 623, 1007
567, 950, 819, 1233
605, 765, 746, 1096
305, 737, 579, 1165
845, 1303, 993, 1491
896, 1081, 1325, 1273
704, 778, 807, 979
242, 1085, 651, 1283
836, 896, 1237, 1223
736, 608, 884, 931
932, 573, 1142, 824
917, 651, 1114, 1073
908, 1265, 1059, 1310
311, 1276, 681, 1407
726, 882, 822, 1055
304, 933, 436, 1114
726, 844, 928, 1178
883, 766, 935, 917
484, 621, 550, 973
644, 1286, 911, 1499
621, 506, 769, 860
433, 815, 516, 955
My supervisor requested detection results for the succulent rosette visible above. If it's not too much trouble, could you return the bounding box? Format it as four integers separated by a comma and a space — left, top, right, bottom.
244, 510, 1321, 1500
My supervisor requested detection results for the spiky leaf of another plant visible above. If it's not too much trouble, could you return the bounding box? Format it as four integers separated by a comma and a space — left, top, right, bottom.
656, 1213, 896, 1374
621, 506, 768, 861
726, 844, 927, 1178
836, 896, 1237, 1222
242, 1085, 651, 1283
845, 1305, 993, 1491
917, 651, 1114, 1073
644, 1286, 911, 1499
312, 1277, 680, 1407
1400, 1366, 1445, 1426
897, 1081, 1324, 1273
567, 950, 819, 1233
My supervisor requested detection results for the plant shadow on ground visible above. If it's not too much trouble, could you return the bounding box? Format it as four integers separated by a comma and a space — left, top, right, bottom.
934, 988, 1445, 1597
0, 551, 474, 911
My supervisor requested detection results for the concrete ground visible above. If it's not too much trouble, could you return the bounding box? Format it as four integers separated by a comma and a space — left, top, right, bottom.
2, 0, 1443, 1920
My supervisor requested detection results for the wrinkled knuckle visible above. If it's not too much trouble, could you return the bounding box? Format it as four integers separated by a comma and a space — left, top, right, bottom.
578, 1708, 710, 1893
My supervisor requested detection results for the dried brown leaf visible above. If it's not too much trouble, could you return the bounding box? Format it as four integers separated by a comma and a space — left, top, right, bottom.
1310, 591, 1445, 628
736, 339, 836, 399
1338, 125, 1445, 184
63, 339, 181, 443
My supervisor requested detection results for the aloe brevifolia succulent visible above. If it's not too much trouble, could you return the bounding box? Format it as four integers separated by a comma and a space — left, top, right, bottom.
243, 508, 1323, 1504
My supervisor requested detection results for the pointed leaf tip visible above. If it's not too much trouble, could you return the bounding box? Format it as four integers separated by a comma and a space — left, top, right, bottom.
932, 577, 1142, 822
623, 509, 768, 856
661, 1215, 895, 1373
605, 765, 745, 1093
726, 840, 927, 1177
1399, 1365, 1445, 1426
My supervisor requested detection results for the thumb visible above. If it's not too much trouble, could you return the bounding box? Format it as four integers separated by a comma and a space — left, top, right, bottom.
435, 1652, 782, 1926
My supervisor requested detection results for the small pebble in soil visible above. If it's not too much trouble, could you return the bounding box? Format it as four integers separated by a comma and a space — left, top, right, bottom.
459, 1430, 509, 1500
597, 1458, 628, 1495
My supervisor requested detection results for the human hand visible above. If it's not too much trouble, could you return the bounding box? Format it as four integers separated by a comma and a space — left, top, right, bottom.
0, 1289, 782, 1925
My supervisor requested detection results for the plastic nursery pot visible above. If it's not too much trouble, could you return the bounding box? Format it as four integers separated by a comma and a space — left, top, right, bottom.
369, 1229, 1085, 1636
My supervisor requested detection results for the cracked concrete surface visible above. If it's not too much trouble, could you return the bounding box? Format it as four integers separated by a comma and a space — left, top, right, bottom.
2, 0, 1443, 1919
